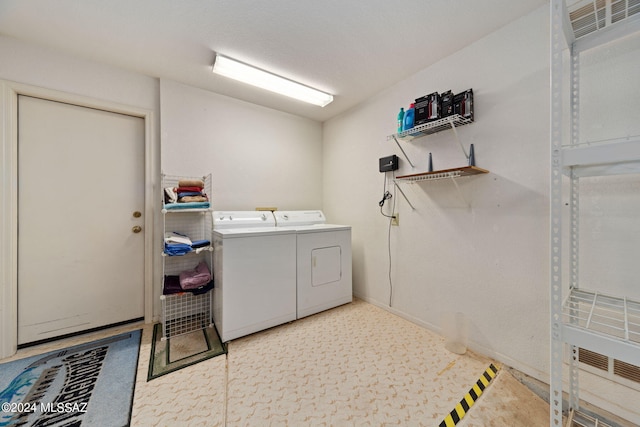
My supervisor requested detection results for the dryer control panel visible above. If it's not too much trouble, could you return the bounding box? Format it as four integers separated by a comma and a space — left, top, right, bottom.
274, 210, 326, 226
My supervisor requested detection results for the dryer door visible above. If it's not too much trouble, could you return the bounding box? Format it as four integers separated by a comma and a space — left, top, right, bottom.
297, 229, 352, 319
312, 246, 342, 286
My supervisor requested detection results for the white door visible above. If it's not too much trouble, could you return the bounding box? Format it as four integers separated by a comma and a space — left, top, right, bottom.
17, 95, 145, 345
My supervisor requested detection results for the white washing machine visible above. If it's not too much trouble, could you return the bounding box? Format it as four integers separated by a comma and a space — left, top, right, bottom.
273, 210, 352, 319
212, 211, 297, 342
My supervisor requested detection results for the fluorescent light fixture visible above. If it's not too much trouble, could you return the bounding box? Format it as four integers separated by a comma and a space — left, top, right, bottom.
212, 53, 333, 107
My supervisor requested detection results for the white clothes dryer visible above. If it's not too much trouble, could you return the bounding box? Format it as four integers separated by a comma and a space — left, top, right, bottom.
212, 211, 297, 342
273, 210, 352, 319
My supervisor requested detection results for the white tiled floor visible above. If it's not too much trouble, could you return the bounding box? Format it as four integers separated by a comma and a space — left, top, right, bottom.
3, 299, 550, 426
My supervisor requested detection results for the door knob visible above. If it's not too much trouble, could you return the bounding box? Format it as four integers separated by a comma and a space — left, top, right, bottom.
132, 226, 142, 233
133, 211, 142, 218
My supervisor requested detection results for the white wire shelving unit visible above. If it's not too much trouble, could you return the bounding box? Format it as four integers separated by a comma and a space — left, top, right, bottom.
160, 173, 214, 340
387, 113, 488, 209
563, 290, 640, 363
550, 1, 640, 426
388, 114, 474, 142
387, 114, 474, 169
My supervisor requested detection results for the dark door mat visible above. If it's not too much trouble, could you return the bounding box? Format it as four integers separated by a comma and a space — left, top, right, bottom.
147, 323, 226, 381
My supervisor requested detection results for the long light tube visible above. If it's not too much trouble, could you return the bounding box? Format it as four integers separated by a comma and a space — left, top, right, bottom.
212, 53, 333, 107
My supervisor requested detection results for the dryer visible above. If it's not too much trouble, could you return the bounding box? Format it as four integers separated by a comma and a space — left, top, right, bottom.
273, 210, 352, 318
212, 211, 297, 342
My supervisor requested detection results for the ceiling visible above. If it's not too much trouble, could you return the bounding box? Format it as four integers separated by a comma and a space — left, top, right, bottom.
0, 0, 547, 122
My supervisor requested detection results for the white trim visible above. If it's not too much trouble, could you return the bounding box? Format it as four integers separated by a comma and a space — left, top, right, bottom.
0, 81, 19, 359
0, 79, 156, 358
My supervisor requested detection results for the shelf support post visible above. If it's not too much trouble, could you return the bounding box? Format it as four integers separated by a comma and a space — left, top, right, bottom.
623, 296, 629, 341
568, 39, 581, 410
550, 1, 566, 425
391, 135, 415, 168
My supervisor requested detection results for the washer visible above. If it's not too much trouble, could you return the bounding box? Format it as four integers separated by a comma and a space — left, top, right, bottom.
212, 211, 297, 342
273, 210, 352, 318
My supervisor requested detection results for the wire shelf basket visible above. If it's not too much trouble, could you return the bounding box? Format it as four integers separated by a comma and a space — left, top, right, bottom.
563, 288, 640, 344
160, 291, 213, 340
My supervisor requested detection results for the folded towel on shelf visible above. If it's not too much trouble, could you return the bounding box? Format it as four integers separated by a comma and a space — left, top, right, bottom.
176, 186, 204, 193
191, 239, 210, 249
178, 179, 204, 188
189, 279, 214, 295
179, 261, 212, 290
163, 275, 182, 295
163, 201, 210, 210
163, 275, 213, 295
164, 243, 192, 256
178, 195, 209, 203
176, 191, 203, 198
164, 231, 192, 246
164, 187, 178, 204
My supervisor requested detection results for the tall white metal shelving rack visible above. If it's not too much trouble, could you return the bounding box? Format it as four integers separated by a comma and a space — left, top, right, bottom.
160, 173, 214, 340
550, 1, 640, 425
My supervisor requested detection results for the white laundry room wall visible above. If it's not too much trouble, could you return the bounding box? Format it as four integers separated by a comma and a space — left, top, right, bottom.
160, 79, 323, 211
322, 4, 640, 422
0, 36, 159, 111
0, 35, 161, 358
323, 4, 550, 376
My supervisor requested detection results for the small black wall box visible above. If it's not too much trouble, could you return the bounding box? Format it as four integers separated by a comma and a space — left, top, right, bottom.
379, 155, 399, 172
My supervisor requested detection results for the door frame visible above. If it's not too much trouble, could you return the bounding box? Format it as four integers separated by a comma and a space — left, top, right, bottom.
0, 80, 156, 358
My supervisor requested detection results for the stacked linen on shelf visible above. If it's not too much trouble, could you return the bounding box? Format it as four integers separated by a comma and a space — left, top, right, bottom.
163, 178, 210, 210
164, 232, 211, 256
164, 231, 193, 255
163, 262, 213, 295
179, 261, 212, 290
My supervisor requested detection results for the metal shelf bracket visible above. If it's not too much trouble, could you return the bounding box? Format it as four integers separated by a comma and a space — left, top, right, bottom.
449, 174, 470, 208
448, 116, 470, 160
393, 181, 416, 210
391, 135, 415, 168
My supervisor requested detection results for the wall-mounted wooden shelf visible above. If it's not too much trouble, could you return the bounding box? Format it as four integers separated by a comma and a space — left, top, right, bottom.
395, 165, 489, 182
392, 165, 489, 210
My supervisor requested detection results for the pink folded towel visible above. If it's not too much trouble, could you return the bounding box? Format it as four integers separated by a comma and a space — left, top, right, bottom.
179, 261, 212, 290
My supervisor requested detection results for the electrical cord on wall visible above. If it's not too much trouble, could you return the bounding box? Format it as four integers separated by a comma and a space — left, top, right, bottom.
379, 172, 396, 307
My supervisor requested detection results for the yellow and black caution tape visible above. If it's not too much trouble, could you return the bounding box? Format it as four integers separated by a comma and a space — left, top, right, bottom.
438, 363, 500, 427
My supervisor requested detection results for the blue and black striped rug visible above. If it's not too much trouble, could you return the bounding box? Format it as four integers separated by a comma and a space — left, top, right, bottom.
0, 330, 141, 427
